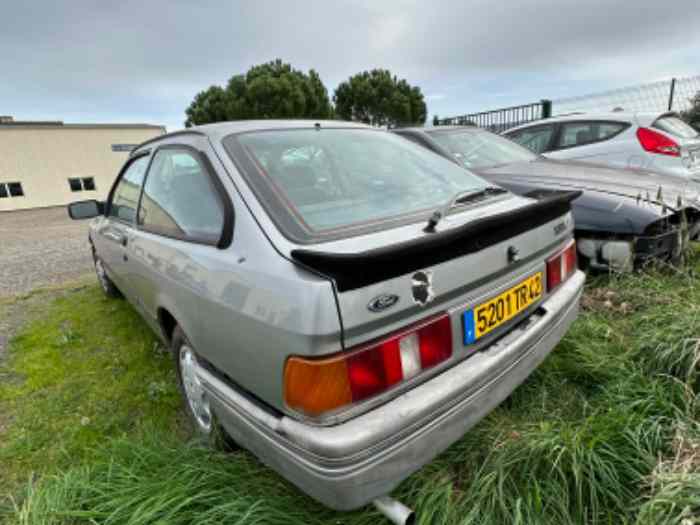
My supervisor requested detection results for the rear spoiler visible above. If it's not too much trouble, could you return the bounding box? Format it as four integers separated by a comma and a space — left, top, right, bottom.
291, 191, 582, 292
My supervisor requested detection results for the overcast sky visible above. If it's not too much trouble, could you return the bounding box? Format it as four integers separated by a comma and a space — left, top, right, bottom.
2, 0, 699, 131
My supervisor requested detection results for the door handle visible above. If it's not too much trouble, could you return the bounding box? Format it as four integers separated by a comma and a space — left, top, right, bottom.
104, 230, 127, 246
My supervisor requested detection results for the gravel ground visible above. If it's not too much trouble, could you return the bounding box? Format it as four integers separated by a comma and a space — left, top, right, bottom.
0, 207, 94, 298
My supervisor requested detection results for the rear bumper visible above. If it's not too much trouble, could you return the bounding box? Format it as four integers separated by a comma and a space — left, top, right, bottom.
200, 271, 585, 511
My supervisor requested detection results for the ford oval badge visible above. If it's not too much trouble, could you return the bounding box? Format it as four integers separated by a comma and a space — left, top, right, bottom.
367, 294, 400, 313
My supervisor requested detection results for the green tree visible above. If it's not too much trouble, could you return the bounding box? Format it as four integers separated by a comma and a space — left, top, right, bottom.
681, 91, 700, 130
333, 69, 427, 128
432, 115, 440, 126
184, 59, 332, 126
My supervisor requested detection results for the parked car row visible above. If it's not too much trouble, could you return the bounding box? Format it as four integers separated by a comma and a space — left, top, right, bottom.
394, 125, 700, 271
67, 116, 696, 522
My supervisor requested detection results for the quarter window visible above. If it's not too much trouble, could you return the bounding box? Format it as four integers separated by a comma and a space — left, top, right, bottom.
556, 122, 627, 149
138, 149, 224, 244
109, 156, 149, 223
0, 184, 7, 198
507, 126, 554, 154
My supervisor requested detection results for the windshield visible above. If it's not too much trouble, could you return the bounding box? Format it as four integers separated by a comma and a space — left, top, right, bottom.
427, 129, 538, 169
224, 128, 491, 242
653, 116, 698, 139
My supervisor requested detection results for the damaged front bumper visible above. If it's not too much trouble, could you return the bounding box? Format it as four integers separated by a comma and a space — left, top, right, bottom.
578, 227, 687, 272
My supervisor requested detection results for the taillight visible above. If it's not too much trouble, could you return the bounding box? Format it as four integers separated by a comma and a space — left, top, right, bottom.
546, 240, 577, 292
636, 127, 680, 157
284, 314, 452, 416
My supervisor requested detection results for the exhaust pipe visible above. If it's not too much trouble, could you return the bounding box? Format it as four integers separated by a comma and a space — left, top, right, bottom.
373, 496, 415, 525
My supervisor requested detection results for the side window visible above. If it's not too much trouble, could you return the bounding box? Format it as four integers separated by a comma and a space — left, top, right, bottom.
109, 156, 150, 223
508, 125, 554, 154
556, 121, 626, 149
138, 148, 224, 244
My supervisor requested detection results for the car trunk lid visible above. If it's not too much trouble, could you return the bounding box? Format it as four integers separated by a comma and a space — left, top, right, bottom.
291, 191, 579, 350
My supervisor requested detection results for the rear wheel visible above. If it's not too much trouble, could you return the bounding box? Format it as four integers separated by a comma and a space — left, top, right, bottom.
172, 326, 236, 449
93, 252, 121, 298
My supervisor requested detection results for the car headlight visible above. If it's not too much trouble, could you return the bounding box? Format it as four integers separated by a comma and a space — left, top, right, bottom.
578, 238, 634, 271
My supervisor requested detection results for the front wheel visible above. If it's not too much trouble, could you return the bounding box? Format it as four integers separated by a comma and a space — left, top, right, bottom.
93, 252, 121, 298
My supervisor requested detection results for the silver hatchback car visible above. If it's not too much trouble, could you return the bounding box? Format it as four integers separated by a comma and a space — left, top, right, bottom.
68, 120, 584, 516
505, 112, 700, 184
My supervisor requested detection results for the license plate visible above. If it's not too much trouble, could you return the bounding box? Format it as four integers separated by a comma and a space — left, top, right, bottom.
463, 272, 543, 344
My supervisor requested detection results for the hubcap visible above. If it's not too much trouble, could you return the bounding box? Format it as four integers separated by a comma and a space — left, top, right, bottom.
179, 345, 212, 433
95, 258, 109, 292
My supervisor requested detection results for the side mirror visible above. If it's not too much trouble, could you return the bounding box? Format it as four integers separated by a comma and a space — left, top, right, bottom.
68, 200, 104, 220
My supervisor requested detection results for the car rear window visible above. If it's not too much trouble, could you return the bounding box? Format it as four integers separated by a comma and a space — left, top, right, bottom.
653, 116, 698, 139
223, 128, 491, 243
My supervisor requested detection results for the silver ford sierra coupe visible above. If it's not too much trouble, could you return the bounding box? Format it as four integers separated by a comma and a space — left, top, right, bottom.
68, 120, 585, 520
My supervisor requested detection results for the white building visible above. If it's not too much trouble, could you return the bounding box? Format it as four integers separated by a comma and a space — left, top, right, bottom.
0, 116, 164, 211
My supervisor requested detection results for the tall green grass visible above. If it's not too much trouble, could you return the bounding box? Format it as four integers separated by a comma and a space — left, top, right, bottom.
2, 252, 700, 524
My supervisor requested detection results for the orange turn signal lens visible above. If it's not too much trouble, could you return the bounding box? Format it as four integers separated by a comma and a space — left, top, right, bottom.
284, 355, 352, 417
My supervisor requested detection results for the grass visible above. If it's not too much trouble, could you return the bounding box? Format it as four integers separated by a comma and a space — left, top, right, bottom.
1, 251, 700, 524
0, 284, 182, 495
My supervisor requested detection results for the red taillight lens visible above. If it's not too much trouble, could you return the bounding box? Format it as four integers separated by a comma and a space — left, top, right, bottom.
284, 314, 453, 415
418, 316, 452, 368
546, 240, 577, 292
347, 339, 402, 401
636, 127, 680, 157
546, 255, 562, 291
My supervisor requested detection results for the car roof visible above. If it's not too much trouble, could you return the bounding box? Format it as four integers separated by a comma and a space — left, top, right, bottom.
395, 126, 479, 134
134, 119, 372, 152
504, 111, 679, 134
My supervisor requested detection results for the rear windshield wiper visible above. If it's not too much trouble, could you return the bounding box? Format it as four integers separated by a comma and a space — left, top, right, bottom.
424, 186, 508, 233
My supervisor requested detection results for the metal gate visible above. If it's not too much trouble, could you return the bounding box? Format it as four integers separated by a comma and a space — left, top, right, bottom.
434, 100, 552, 133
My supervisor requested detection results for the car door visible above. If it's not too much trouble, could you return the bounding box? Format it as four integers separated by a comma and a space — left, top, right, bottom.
506, 124, 556, 154
94, 154, 150, 299
127, 141, 230, 339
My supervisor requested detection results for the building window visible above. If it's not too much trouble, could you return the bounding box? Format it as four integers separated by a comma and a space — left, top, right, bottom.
82, 177, 96, 191
68, 177, 96, 192
68, 178, 82, 192
7, 182, 24, 197
0, 183, 7, 198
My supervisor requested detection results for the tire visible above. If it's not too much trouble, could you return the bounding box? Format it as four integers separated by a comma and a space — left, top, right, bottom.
93, 251, 121, 298
172, 326, 237, 450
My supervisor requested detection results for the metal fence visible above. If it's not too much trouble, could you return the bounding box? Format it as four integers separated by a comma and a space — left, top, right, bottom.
553, 75, 700, 115
434, 100, 551, 133
435, 75, 700, 132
